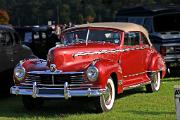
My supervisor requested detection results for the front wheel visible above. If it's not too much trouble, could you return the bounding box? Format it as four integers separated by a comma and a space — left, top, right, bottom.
146, 72, 161, 93
95, 77, 115, 112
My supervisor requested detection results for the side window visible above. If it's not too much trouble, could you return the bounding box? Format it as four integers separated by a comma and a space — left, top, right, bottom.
24, 32, 32, 43
124, 32, 140, 46
0, 31, 13, 46
141, 33, 149, 45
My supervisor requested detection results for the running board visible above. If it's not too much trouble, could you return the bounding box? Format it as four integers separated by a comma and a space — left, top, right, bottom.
123, 81, 151, 91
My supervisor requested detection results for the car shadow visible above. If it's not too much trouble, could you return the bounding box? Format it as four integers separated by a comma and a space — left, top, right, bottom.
0, 96, 99, 118
0, 87, 153, 118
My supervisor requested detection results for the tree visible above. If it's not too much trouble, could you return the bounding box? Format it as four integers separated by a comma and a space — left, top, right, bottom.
84, 5, 96, 23
0, 10, 9, 24
59, 4, 71, 24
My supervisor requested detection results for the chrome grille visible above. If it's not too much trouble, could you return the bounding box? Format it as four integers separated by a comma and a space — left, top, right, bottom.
24, 73, 85, 85
175, 46, 180, 54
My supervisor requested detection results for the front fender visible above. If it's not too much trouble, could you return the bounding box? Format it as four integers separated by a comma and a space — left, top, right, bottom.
94, 59, 123, 92
21, 59, 49, 72
147, 54, 166, 78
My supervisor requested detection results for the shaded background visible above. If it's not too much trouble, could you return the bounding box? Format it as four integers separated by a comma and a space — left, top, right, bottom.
1, 0, 180, 26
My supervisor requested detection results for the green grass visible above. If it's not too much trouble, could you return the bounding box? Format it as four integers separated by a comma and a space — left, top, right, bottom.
0, 78, 179, 120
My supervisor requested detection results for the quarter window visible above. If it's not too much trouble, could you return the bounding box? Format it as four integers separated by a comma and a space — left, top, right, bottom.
141, 33, 149, 45
124, 32, 140, 46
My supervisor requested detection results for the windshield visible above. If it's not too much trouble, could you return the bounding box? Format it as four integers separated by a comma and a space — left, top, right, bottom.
153, 13, 180, 32
61, 28, 121, 45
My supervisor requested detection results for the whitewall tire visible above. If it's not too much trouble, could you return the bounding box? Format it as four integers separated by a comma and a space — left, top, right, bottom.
95, 77, 115, 112
146, 72, 161, 92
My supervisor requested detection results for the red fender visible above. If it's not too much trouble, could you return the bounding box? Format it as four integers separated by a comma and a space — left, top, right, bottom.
94, 59, 123, 94
147, 53, 166, 78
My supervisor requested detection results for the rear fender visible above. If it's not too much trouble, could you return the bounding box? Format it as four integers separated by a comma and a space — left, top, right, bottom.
148, 54, 166, 78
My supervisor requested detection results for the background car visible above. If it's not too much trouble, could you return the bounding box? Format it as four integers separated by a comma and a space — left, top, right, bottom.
15, 26, 60, 59
11, 22, 166, 112
0, 25, 35, 95
116, 6, 180, 75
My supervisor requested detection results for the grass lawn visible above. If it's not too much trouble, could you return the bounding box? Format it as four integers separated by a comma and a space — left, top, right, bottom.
0, 78, 179, 120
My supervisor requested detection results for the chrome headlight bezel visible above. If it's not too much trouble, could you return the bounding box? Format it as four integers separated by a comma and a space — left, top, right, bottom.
14, 65, 26, 81
86, 66, 99, 82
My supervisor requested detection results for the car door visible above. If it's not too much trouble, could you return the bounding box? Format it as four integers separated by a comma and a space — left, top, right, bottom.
121, 32, 144, 86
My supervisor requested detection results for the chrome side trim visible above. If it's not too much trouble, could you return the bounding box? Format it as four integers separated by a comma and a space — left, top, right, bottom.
73, 46, 149, 57
123, 70, 162, 78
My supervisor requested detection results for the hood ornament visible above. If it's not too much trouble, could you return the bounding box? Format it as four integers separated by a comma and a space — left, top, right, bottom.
50, 64, 57, 72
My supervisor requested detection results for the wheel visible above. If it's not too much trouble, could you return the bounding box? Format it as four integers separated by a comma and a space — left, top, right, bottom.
146, 72, 161, 93
95, 77, 115, 112
22, 96, 44, 110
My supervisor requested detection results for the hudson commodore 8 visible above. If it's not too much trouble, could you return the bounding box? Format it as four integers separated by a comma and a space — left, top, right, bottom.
11, 22, 166, 112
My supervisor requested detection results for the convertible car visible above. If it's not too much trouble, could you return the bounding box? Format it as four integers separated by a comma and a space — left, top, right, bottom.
10, 22, 166, 112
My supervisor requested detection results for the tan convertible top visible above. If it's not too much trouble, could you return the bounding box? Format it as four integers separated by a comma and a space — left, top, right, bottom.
64, 22, 152, 45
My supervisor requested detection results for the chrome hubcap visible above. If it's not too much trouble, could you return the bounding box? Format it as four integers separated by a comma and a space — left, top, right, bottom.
104, 83, 112, 105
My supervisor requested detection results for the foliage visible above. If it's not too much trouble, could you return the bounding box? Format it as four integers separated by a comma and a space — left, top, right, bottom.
0, 0, 179, 25
0, 10, 9, 24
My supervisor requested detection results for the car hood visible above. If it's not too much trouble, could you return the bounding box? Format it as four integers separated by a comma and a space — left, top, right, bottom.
48, 42, 119, 72
151, 32, 180, 43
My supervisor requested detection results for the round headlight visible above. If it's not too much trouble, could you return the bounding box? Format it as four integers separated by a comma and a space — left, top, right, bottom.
86, 66, 98, 82
14, 66, 26, 81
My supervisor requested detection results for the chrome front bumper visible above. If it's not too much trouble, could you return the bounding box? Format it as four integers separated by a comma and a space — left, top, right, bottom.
10, 82, 107, 99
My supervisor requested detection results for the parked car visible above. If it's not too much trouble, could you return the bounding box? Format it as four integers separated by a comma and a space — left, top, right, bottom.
15, 26, 59, 59
10, 22, 166, 112
116, 6, 180, 74
0, 25, 35, 95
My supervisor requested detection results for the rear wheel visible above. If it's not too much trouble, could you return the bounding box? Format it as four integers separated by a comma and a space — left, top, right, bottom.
22, 96, 44, 110
146, 72, 161, 93
95, 77, 115, 112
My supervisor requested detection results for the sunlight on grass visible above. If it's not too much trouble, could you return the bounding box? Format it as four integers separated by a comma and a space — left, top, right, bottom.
0, 77, 179, 120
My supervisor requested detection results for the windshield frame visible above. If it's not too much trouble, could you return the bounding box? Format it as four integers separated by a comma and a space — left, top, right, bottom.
60, 27, 123, 45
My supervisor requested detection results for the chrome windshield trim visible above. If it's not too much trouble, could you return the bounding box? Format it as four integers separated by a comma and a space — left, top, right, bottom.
27, 70, 84, 75
86, 29, 90, 45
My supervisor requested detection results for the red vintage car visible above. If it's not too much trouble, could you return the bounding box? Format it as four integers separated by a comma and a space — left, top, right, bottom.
10, 22, 166, 112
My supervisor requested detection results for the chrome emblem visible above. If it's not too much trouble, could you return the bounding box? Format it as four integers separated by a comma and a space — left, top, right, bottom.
50, 64, 57, 72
